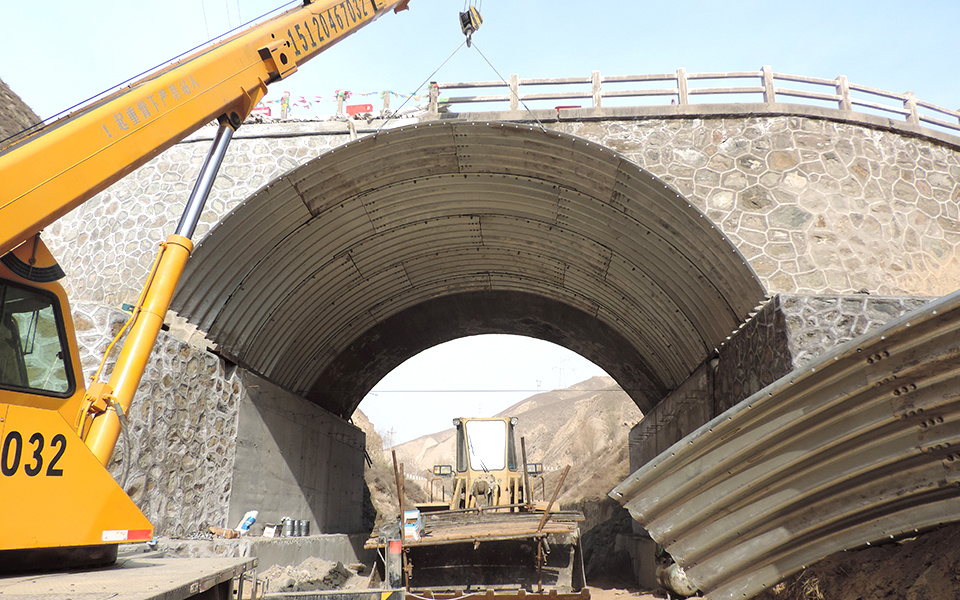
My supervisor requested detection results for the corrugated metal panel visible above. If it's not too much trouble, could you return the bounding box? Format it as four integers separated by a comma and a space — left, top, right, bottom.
611, 291, 960, 600
205, 198, 374, 354
361, 174, 563, 232
172, 121, 764, 411
175, 178, 309, 327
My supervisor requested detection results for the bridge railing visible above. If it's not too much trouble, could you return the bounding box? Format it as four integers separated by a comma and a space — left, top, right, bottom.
428, 66, 960, 136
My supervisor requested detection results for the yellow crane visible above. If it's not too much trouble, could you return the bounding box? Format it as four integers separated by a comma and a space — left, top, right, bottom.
0, 0, 410, 569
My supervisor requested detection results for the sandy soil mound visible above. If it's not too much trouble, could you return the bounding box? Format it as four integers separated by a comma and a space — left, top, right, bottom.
353, 410, 426, 531
753, 522, 960, 600
259, 557, 370, 593
390, 376, 641, 489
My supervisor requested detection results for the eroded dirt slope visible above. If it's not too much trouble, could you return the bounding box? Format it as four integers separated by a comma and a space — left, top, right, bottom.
753, 522, 960, 600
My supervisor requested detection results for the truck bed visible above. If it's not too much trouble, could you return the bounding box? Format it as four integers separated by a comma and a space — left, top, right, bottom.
366, 509, 586, 595
0, 551, 255, 600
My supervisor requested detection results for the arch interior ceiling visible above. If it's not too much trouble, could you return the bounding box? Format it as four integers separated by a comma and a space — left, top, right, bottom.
171, 121, 765, 416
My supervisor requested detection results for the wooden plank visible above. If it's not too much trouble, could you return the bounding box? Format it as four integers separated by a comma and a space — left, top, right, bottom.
365, 510, 583, 549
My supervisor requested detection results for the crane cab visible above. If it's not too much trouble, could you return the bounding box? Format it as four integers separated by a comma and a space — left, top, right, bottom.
0, 237, 84, 422
0, 237, 152, 570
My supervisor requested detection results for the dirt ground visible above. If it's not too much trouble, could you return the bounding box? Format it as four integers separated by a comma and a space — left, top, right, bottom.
258, 558, 371, 593
256, 556, 666, 598
752, 522, 960, 600
253, 522, 960, 600
587, 586, 662, 600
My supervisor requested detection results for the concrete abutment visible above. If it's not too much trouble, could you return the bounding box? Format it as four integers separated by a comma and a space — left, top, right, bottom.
73, 302, 367, 538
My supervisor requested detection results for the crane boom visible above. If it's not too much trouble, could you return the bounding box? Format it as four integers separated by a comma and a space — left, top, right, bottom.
0, 0, 409, 567
0, 0, 408, 257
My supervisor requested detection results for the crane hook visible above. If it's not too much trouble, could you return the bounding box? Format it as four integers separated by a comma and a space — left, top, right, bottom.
459, 5, 482, 47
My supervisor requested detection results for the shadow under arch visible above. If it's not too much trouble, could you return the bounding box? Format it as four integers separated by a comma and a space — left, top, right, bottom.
315, 289, 664, 416
171, 121, 766, 417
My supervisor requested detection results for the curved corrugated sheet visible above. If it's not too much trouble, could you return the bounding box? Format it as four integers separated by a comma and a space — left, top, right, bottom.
171, 121, 764, 415
611, 291, 960, 600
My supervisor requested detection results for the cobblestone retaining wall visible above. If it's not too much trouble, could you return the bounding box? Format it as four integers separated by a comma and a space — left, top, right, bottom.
631, 293, 935, 472
559, 116, 960, 296
716, 293, 933, 411
779, 294, 934, 368
48, 124, 353, 308
713, 296, 794, 415
73, 301, 241, 536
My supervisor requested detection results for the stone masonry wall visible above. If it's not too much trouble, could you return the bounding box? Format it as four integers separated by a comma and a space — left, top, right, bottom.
45, 116, 960, 309
47, 124, 353, 308
72, 301, 241, 536
558, 116, 960, 296
630, 293, 935, 473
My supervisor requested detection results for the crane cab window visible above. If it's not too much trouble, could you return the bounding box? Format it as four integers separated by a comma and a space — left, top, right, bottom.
0, 280, 73, 396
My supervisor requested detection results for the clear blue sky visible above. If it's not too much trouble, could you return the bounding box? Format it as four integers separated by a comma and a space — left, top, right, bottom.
2, 0, 957, 443
2, 1, 957, 120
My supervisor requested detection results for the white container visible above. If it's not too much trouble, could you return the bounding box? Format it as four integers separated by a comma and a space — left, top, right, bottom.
403, 510, 422, 541
235, 510, 258, 533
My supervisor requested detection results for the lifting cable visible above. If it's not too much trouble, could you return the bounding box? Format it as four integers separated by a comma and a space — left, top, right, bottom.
457, 1, 546, 131
374, 40, 467, 135
470, 41, 547, 133
378, 4, 546, 134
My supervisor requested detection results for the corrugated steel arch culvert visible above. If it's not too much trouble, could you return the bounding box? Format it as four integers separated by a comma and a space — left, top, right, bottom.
610, 290, 960, 600
170, 121, 765, 417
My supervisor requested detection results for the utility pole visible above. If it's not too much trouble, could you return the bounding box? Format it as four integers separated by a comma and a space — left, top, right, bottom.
385, 427, 396, 450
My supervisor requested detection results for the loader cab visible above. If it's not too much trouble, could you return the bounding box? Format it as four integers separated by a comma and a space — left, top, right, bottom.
456, 417, 518, 473
450, 417, 527, 509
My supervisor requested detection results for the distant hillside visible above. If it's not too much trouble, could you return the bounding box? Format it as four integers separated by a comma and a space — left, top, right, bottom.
0, 77, 41, 142
353, 409, 426, 530
363, 377, 648, 586
390, 376, 643, 503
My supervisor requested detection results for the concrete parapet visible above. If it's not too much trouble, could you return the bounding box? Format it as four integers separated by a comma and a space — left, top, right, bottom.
615, 533, 659, 591
229, 372, 367, 535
